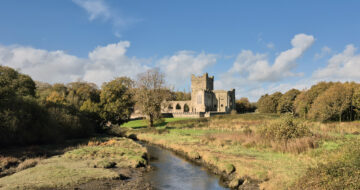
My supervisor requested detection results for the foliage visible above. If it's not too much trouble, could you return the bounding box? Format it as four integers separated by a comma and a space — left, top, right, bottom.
309, 83, 354, 122
293, 82, 333, 119
0, 66, 36, 99
0, 66, 62, 146
259, 115, 312, 141
66, 82, 99, 109
99, 77, 135, 125
257, 92, 282, 113
0, 65, 135, 146
169, 90, 191, 101
295, 141, 360, 190
236, 97, 256, 113
277, 89, 300, 114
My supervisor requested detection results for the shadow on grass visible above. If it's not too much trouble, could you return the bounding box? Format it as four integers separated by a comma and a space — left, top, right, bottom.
130, 120, 170, 129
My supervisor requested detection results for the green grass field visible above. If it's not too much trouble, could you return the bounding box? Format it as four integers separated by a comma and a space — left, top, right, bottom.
121, 117, 193, 128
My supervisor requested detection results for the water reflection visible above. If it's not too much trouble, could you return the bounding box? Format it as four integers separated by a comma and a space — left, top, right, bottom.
145, 144, 228, 190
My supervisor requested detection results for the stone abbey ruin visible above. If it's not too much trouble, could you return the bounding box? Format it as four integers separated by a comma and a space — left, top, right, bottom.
162, 73, 235, 118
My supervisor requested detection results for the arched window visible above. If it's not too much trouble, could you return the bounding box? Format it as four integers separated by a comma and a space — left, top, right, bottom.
176, 104, 181, 110
184, 104, 189, 112
168, 104, 173, 110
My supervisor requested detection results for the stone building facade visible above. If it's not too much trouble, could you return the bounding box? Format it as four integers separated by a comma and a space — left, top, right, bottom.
162, 73, 235, 117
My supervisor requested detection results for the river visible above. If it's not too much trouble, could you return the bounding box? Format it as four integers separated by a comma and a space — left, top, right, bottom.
144, 144, 228, 190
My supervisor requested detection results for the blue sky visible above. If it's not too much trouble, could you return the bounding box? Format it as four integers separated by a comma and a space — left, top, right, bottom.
1, 0, 360, 101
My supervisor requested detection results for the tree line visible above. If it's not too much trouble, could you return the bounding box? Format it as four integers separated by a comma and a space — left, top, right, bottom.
256, 81, 360, 122
0, 66, 170, 146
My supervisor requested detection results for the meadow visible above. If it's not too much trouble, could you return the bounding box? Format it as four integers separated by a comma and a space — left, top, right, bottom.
119, 113, 360, 189
0, 137, 147, 189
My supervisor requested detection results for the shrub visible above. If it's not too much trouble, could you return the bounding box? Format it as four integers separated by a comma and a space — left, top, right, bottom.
259, 115, 312, 142
294, 141, 360, 189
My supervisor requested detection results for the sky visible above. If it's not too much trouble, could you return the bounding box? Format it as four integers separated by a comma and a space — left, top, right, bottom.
1, 0, 360, 101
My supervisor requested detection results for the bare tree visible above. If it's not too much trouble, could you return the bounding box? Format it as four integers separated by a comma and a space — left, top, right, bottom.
135, 69, 169, 128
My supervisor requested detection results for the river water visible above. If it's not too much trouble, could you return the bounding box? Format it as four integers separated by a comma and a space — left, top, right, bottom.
144, 144, 228, 190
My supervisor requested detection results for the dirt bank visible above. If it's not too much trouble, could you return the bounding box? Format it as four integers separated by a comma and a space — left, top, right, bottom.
64, 167, 153, 190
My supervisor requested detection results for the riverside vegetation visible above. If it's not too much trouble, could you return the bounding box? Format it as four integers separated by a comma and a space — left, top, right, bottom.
116, 113, 360, 189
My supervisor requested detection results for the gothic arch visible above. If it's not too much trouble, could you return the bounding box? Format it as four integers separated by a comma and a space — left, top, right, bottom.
176, 103, 181, 110
183, 104, 189, 112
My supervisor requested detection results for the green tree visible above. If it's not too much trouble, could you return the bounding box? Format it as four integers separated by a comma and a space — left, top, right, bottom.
0, 66, 59, 146
0, 66, 36, 99
99, 77, 135, 125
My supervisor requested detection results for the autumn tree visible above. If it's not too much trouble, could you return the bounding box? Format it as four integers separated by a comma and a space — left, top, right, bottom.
135, 69, 169, 128
294, 82, 333, 119
353, 86, 360, 120
257, 92, 282, 113
309, 83, 353, 122
277, 89, 300, 114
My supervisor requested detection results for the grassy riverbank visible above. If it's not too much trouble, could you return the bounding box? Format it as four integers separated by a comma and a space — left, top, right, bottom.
120, 113, 360, 189
0, 137, 148, 190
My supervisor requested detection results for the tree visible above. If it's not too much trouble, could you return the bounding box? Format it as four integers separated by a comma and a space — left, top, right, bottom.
99, 77, 135, 125
309, 83, 353, 122
169, 90, 191, 101
277, 89, 300, 114
236, 97, 255, 113
0, 66, 57, 146
353, 86, 360, 120
294, 82, 333, 119
66, 82, 99, 109
0, 66, 36, 99
257, 92, 282, 113
135, 69, 169, 128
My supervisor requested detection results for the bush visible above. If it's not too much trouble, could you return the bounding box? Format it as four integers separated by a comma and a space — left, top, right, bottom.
46, 103, 95, 139
259, 115, 312, 141
294, 141, 360, 189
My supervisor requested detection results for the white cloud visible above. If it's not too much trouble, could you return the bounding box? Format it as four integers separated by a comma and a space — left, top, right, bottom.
73, 0, 110, 21
313, 44, 360, 81
158, 51, 217, 88
314, 46, 331, 60
0, 45, 85, 83
0, 42, 149, 87
215, 33, 315, 101
0, 42, 216, 89
84, 41, 149, 85
73, 0, 139, 37
229, 33, 314, 82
